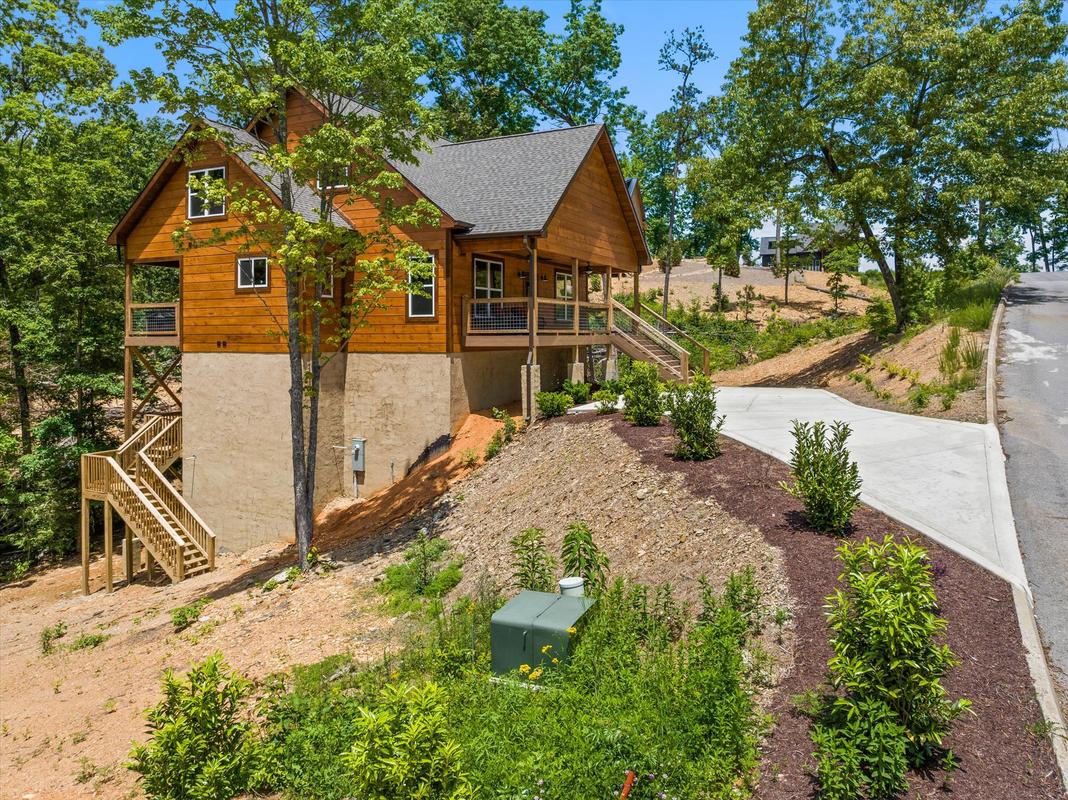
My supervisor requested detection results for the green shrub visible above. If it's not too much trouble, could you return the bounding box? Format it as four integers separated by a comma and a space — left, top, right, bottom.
483, 433, 503, 461
622, 360, 664, 426
344, 682, 474, 800
380, 531, 463, 613
509, 527, 557, 592
779, 420, 862, 534
459, 448, 478, 467
561, 522, 609, 596
812, 537, 971, 796
591, 388, 618, 414
70, 632, 110, 650
908, 384, 931, 409
129, 653, 276, 800
171, 598, 212, 632
535, 391, 572, 418
490, 407, 517, 443
40, 621, 67, 654
561, 379, 591, 405
948, 300, 994, 332
865, 297, 897, 338
664, 374, 725, 460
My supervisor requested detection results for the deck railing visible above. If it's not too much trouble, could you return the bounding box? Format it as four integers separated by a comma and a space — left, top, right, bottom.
464, 296, 611, 337
128, 302, 179, 337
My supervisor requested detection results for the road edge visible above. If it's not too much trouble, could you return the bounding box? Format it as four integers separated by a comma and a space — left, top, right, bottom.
988, 290, 1068, 788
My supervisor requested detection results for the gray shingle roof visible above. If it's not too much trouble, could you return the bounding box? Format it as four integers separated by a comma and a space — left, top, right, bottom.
390, 125, 604, 236
202, 119, 352, 229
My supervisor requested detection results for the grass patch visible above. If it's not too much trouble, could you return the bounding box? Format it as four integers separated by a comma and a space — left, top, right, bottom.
171, 598, 212, 632
70, 632, 110, 650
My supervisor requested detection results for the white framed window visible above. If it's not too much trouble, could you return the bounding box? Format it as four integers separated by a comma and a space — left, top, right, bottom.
237, 256, 269, 289
473, 257, 504, 319
317, 166, 351, 192
554, 269, 575, 322
188, 166, 226, 218
407, 255, 436, 318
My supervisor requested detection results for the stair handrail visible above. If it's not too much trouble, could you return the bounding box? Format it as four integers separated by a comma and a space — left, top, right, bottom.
115, 415, 168, 472
611, 327, 679, 374
611, 301, 689, 360
138, 418, 216, 569
103, 455, 186, 581
639, 302, 712, 374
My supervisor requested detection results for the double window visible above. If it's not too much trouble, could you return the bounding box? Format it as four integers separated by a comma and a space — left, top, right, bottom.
188, 167, 226, 218
408, 255, 436, 318
237, 256, 269, 289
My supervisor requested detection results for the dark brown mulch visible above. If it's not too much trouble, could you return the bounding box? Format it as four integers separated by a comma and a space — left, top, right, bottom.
610, 418, 1064, 800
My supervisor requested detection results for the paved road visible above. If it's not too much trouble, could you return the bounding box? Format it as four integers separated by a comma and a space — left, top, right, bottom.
572, 387, 1027, 589
999, 272, 1068, 693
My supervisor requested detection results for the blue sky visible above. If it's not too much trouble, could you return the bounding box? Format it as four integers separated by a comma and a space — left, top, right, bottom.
82, 0, 757, 122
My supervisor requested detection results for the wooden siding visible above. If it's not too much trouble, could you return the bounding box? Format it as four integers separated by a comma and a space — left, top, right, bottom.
542, 136, 642, 269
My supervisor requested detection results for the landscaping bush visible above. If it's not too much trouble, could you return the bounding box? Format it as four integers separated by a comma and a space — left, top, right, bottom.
344, 682, 475, 800
664, 374, 725, 460
379, 531, 462, 613
948, 300, 994, 332
171, 598, 212, 632
509, 527, 557, 592
129, 653, 276, 800
561, 521, 609, 596
622, 360, 664, 425
779, 420, 861, 534
484, 407, 519, 460
812, 537, 971, 797
591, 388, 618, 414
535, 390, 573, 418
561, 379, 591, 405
40, 621, 67, 654
865, 297, 897, 338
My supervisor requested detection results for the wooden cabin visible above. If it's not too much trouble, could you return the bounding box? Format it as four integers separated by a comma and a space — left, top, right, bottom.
82, 88, 702, 590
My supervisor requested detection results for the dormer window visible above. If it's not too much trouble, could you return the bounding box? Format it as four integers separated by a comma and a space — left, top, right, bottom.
317, 166, 350, 192
188, 167, 226, 218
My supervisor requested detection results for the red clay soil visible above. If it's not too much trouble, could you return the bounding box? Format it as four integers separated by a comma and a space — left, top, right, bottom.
610, 419, 1064, 800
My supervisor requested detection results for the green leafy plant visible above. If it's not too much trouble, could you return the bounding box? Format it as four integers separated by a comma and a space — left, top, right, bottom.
960, 336, 984, 371
812, 537, 971, 797
591, 388, 618, 414
535, 391, 573, 418
622, 360, 664, 426
380, 531, 463, 613
344, 682, 475, 800
947, 300, 994, 331
40, 622, 67, 654
664, 374, 725, 460
172, 598, 212, 632
491, 407, 517, 443
780, 420, 862, 534
865, 297, 897, 338
459, 448, 479, 467
736, 283, 757, 321
70, 632, 110, 650
908, 384, 931, 409
509, 527, 557, 592
561, 379, 591, 405
561, 522, 609, 596
128, 653, 276, 800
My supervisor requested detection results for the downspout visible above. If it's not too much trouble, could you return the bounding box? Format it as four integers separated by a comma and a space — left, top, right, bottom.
523, 235, 537, 420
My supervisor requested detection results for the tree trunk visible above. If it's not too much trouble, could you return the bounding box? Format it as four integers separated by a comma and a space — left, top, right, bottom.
716, 266, 723, 311
0, 256, 31, 453
1036, 214, 1051, 272
819, 145, 905, 328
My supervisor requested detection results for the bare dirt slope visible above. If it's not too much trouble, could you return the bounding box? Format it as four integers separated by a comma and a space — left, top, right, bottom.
715, 323, 989, 423
612, 259, 873, 325
0, 415, 791, 800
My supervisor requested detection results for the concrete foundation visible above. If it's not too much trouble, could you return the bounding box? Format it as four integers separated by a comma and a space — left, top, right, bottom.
567, 361, 585, 383
520, 362, 541, 420
182, 348, 529, 552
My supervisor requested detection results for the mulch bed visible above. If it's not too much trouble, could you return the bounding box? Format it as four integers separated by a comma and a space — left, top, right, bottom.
610, 418, 1064, 800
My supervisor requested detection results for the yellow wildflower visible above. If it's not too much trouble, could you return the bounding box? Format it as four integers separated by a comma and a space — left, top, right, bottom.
551, 657, 559, 665
541, 644, 552, 654
566, 626, 577, 635
519, 664, 531, 674
528, 668, 543, 681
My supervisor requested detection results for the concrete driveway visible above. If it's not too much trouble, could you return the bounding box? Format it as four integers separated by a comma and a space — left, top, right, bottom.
999, 272, 1068, 692
575, 386, 1026, 590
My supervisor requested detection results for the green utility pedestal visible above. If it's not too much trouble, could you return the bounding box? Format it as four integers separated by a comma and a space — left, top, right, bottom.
490, 590, 596, 676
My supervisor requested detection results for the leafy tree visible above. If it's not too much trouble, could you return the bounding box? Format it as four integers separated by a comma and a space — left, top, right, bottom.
98, 0, 441, 569
0, 0, 177, 568
720, 0, 1068, 329
425, 0, 635, 141
624, 28, 715, 315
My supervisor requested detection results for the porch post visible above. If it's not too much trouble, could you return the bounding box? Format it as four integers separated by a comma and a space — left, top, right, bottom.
632, 266, 640, 313
605, 266, 617, 380
104, 499, 113, 593
124, 261, 133, 440
80, 496, 90, 595
571, 258, 579, 335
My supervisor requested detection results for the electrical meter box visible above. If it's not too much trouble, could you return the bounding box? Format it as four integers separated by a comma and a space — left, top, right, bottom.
351, 437, 366, 472
490, 590, 596, 676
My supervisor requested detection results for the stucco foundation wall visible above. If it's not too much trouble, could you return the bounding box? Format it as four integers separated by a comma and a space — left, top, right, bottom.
536, 347, 572, 391
341, 353, 454, 495
448, 350, 526, 425
182, 352, 295, 552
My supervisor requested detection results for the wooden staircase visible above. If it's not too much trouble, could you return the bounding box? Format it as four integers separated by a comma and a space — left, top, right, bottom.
80, 415, 215, 592
610, 300, 710, 382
